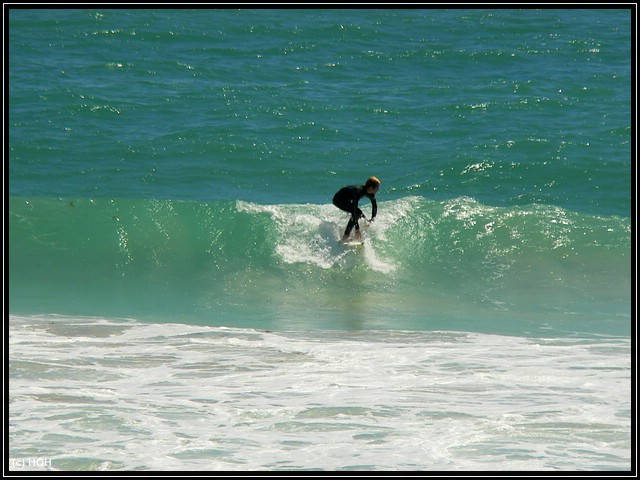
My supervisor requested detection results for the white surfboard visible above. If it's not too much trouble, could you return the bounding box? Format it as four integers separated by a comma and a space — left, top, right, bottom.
342, 240, 364, 247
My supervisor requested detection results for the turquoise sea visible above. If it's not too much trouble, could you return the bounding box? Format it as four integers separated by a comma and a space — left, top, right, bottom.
8, 8, 632, 472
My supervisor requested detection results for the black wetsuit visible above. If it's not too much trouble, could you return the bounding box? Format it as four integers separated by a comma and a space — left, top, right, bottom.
332, 185, 377, 237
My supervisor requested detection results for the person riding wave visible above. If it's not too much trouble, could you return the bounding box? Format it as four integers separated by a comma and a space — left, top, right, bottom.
332, 176, 380, 241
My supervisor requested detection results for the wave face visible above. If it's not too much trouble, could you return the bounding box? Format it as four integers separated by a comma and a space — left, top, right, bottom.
9, 195, 630, 336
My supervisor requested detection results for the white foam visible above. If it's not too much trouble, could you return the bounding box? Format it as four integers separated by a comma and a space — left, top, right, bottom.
9, 315, 631, 471
237, 200, 400, 273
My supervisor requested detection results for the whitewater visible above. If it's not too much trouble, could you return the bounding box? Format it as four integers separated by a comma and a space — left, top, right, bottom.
9, 316, 631, 471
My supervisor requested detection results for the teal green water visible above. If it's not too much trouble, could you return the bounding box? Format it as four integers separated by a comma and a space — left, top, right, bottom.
9, 195, 630, 336
8, 8, 632, 336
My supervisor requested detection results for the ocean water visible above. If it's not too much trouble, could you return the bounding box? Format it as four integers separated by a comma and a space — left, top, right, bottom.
8, 8, 632, 472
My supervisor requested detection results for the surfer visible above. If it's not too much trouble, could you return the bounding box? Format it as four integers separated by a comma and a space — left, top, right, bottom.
332, 176, 380, 241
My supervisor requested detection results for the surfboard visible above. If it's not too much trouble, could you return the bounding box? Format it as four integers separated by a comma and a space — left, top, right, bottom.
342, 240, 364, 247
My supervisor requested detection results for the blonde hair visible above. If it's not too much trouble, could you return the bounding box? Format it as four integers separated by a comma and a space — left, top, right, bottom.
365, 176, 381, 189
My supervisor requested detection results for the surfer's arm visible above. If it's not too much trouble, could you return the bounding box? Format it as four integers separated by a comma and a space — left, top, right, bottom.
370, 196, 377, 221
